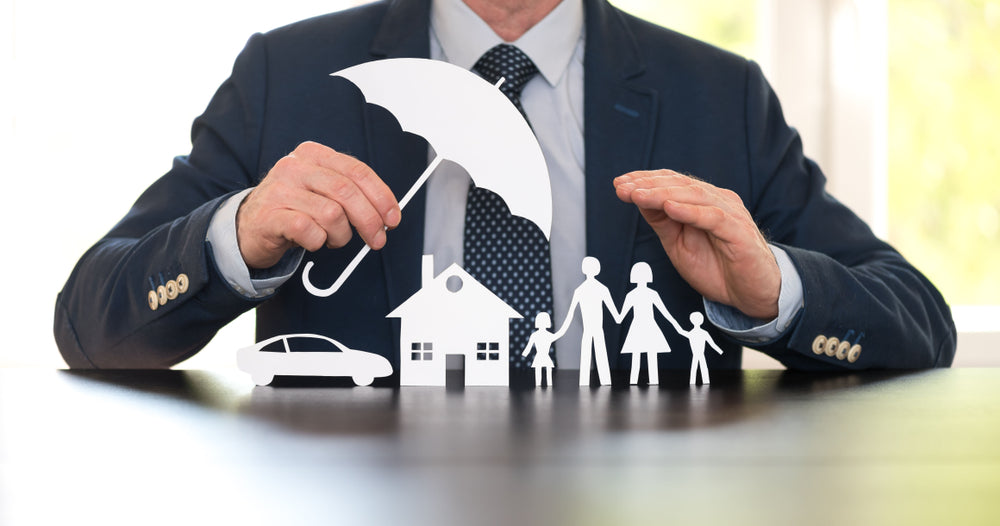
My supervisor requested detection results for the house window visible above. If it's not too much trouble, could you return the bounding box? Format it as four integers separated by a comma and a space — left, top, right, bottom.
422, 342, 433, 361
411, 342, 433, 361
488, 342, 499, 360
477, 342, 500, 361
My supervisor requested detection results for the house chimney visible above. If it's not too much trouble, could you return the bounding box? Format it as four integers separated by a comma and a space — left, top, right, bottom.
422, 254, 434, 288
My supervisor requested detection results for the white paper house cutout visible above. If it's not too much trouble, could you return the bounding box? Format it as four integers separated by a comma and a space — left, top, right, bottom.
387, 255, 522, 386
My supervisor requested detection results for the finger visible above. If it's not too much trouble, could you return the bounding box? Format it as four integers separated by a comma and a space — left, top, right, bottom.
292, 142, 401, 228
633, 187, 753, 247
301, 171, 389, 249
268, 208, 330, 253
624, 171, 749, 225
265, 151, 387, 249
614, 169, 694, 205
622, 170, 742, 210
615, 169, 687, 188
641, 185, 743, 222
290, 191, 358, 249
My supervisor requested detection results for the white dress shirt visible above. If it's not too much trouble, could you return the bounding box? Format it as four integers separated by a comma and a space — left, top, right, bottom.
426, 0, 588, 367
206, 0, 804, 368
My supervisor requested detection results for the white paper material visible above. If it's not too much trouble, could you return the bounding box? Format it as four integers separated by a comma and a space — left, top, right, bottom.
237, 334, 393, 386
303, 58, 553, 297
388, 255, 522, 386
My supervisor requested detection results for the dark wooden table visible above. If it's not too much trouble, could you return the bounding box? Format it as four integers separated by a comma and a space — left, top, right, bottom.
2, 368, 998, 525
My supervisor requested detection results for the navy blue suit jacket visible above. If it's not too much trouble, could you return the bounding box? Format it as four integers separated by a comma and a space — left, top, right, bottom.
54, 0, 956, 371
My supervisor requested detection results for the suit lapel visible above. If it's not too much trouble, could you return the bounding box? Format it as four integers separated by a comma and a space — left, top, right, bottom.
583, 0, 659, 350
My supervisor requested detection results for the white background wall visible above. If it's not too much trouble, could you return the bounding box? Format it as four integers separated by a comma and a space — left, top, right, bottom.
0, 1, 365, 367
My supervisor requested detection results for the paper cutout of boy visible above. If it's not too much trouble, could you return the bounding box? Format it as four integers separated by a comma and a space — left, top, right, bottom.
522, 312, 558, 387
556, 257, 620, 386
675, 312, 724, 385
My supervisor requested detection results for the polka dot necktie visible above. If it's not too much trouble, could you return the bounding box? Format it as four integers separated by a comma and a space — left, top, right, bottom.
465, 44, 554, 370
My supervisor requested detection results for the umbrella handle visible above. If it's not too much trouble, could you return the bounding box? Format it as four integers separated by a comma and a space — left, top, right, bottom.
301, 155, 444, 297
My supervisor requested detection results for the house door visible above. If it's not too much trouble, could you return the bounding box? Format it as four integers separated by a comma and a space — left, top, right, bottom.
445, 354, 465, 388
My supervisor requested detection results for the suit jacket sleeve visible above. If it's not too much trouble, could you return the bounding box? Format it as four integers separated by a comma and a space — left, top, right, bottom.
741, 61, 956, 370
53, 33, 276, 368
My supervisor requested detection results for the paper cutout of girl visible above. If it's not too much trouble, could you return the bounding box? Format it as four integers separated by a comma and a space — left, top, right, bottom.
618, 262, 681, 385
522, 312, 558, 387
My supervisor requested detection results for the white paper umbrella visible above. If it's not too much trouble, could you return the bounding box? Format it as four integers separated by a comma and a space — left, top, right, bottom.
302, 58, 553, 297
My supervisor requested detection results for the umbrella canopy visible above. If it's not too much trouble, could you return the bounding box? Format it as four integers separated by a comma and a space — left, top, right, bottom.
334, 58, 552, 237
302, 58, 553, 297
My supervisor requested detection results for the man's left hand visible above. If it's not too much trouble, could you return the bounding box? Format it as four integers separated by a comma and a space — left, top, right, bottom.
614, 169, 780, 320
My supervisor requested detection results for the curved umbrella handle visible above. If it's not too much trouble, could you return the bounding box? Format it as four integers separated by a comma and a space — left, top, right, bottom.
301, 155, 444, 297
301, 246, 371, 297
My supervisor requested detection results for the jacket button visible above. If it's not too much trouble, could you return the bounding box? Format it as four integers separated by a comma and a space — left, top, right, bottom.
848, 344, 862, 363
147, 290, 159, 311
835, 340, 851, 360
811, 335, 827, 354
824, 337, 840, 357
166, 280, 179, 300
177, 273, 189, 294
156, 285, 168, 306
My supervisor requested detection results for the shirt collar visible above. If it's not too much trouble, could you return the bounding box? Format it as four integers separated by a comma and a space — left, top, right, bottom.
430, 0, 584, 87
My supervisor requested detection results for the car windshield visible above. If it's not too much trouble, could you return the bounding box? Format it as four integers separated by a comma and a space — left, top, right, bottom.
258, 340, 287, 353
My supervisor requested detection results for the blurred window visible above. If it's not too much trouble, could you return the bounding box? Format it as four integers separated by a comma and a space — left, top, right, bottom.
887, 0, 1000, 308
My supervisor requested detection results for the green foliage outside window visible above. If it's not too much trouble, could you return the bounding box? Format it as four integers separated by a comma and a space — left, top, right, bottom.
609, 0, 758, 57
614, 0, 1000, 306
888, 0, 1000, 305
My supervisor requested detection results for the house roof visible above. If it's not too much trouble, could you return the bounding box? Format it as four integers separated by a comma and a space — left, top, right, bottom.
386, 263, 522, 320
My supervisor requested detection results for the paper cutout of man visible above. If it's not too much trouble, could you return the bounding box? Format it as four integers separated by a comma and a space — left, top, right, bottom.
555, 257, 619, 386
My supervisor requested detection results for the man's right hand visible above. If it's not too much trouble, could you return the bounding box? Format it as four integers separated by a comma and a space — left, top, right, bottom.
236, 141, 401, 269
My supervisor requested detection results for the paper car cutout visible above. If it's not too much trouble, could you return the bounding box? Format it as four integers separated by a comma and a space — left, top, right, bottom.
237, 333, 393, 386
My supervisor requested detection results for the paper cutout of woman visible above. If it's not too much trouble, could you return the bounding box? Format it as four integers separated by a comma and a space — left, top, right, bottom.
619, 262, 681, 385
522, 312, 558, 387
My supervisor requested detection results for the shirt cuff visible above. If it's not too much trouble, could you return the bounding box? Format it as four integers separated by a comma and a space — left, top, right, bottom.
703, 244, 804, 345
206, 188, 303, 299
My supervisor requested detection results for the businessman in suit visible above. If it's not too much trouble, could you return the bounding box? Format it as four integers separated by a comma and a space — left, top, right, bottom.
54, 0, 956, 373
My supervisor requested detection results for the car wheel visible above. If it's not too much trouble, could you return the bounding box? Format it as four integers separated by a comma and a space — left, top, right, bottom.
252, 372, 275, 386
353, 375, 374, 387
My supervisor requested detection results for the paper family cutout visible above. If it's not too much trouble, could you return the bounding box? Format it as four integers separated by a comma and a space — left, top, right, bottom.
235, 58, 722, 387
544, 257, 724, 386
239, 254, 721, 387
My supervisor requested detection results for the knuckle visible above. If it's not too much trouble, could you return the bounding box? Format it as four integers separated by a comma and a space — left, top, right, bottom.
344, 158, 375, 183
317, 201, 346, 227
294, 141, 322, 156
270, 155, 304, 179
328, 176, 358, 202
720, 188, 742, 204
286, 214, 313, 238
706, 206, 727, 224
